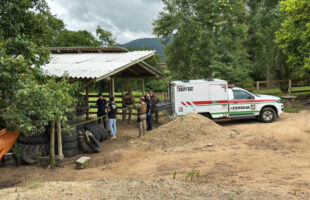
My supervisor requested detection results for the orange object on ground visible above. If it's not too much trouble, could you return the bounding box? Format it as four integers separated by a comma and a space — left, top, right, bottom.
0, 129, 19, 161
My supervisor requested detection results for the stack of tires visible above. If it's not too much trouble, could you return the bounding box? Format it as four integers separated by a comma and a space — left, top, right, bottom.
17, 122, 109, 164
56, 128, 80, 158
78, 122, 109, 153
84, 122, 109, 142
18, 134, 50, 165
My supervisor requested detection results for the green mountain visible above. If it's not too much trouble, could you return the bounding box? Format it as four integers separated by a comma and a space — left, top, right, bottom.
121, 38, 167, 60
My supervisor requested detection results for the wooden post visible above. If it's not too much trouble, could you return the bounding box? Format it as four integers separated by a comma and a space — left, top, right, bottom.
256, 81, 260, 92
57, 120, 64, 160
122, 79, 125, 96
50, 121, 56, 167
85, 84, 89, 120
142, 78, 145, 96
111, 77, 115, 97
288, 79, 292, 95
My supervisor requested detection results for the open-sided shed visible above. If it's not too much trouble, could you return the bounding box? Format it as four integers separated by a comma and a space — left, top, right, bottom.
42, 47, 165, 118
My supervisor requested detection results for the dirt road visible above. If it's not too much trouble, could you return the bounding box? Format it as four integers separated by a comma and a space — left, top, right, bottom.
1, 107, 310, 199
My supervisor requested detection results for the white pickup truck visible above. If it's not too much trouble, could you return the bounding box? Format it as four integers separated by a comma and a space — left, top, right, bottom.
164, 78, 284, 123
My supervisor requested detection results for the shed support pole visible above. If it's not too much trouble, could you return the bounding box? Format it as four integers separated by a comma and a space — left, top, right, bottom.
86, 84, 89, 120
122, 79, 125, 96
110, 77, 115, 98
142, 78, 145, 96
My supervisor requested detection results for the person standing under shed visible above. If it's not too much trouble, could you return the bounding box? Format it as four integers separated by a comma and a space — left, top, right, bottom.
107, 97, 118, 140
91, 93, 107, 129
122, 90, 135, 124
151, 91, 161, 123
145, 93, 153, 131
135, 97, 147, 137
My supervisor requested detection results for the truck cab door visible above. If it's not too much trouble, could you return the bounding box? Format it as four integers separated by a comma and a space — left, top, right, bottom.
229, 89, 256, 119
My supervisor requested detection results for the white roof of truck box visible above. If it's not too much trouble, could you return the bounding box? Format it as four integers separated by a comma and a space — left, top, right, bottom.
171, 79, 227, 85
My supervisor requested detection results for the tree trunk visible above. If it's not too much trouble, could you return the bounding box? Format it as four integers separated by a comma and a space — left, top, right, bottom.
50, 120, 56, 167
57, 120, 64, 160
266, 64, 271, 87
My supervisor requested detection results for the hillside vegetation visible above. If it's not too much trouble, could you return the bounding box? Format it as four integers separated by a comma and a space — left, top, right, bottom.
121, 38, 167, 60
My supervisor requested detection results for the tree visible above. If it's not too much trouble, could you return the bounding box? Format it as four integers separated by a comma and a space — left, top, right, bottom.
0, 1, 78, 166
0, 0, 51, 113
276, 0, 310, 79
96, 26, 116, 47
245, 0, 291, 83
153, 0, 252, 83
44, 13, 65, 46
51, 30, 101, 47
4, 76, 77, 136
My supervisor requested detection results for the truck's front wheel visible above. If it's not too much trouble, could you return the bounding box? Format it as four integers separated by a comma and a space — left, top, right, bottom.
260, 108, 276, 123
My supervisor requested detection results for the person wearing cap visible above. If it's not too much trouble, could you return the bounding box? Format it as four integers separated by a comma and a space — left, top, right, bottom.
135, 96, 147, 137
122, 90, 135, 124
107, 97, 118, 140
90, 93, 107, 129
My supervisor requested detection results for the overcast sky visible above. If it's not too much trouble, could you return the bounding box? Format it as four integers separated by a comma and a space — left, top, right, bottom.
46, 0, 164, 44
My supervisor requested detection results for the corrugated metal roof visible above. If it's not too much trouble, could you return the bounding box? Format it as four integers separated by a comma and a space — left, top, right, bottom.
49, 46, 128, 53
41, 51, 162, 80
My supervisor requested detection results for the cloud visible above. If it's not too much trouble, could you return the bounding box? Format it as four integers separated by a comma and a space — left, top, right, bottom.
46, 0, 164, 43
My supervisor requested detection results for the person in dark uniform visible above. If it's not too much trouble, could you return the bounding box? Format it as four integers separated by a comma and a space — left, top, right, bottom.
91, 93, 107, 129
145, 93, 153, 131
107, 97, 118, 140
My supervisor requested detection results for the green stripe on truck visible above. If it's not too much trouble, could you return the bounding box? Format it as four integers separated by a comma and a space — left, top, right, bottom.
211, 111, 260, 115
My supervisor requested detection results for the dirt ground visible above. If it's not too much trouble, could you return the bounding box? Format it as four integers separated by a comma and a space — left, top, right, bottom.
1, 104, 310, 199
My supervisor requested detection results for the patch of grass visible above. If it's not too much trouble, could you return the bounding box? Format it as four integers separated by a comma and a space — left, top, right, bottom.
284, 107, 300, 113
249, 86, 310, 97
173, 171, 177, 180
26, 180, 41, 189
186, 169, 200, 182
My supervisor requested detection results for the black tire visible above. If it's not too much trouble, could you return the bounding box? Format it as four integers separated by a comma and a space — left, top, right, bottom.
260, 108, 276, 123
100, 128, 109, 141
55, 141, 79, 154
18, 134, 49, 145
21, 143, 49, 164
79, 140, 93, 153
62, 140, 79, 150
84, 123, 103, 141
89, 135, 102, 152
59, 128, 78, 143
77, 129, 93, 153
85, 132, 102, 152
63, 148, 80, 158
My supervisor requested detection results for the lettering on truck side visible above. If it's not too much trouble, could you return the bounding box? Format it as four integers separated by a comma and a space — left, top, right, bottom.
177, 86, 194, 92
231, 106, 250, 110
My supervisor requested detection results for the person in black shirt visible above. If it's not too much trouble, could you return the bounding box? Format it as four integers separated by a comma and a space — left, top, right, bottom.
145, 93, 153, 131
91, 93, 107, 129
107, 97, 118, 140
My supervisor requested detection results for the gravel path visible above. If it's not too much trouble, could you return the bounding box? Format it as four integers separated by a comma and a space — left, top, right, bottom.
0, 178, 300, 200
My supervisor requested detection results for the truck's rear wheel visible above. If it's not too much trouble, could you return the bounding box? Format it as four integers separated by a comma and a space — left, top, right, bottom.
260, 108, 276, 123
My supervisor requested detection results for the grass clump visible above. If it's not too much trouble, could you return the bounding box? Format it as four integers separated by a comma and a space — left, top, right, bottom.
284, 107, 300, 113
